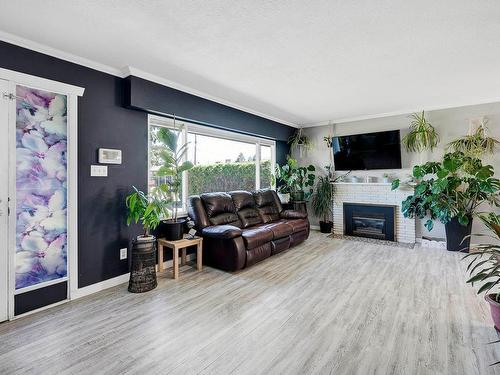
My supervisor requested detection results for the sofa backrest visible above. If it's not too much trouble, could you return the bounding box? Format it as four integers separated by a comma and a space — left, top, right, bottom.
230, 190, 263, 228
200, 192, 242, 227
253, 190, 282, 223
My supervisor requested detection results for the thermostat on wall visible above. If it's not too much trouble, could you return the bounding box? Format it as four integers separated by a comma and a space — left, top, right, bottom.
98, 148, 122, 164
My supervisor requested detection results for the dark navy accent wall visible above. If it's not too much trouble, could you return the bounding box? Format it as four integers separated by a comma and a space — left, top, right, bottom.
0, 41, 294, 295
124, 76, 294, 142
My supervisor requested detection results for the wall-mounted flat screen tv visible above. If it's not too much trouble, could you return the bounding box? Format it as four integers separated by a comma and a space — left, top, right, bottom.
333, 129, 402, 170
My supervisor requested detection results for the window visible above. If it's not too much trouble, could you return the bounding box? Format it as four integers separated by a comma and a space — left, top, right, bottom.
148, 115, 276, 214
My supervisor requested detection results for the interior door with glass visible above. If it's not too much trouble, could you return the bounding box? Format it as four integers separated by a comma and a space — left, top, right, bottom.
0, 79, 9, 322
11, 83, 69, 315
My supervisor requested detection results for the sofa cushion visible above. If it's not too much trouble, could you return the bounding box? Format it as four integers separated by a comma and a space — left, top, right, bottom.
202, 225, 242, 239
280, 210, 308, 220
271, 236, 291, 255
230, 191, 263, 228
253, 190, 281, 223
241, 227, 273, 249
245, 242, 272, 267
286, 219, 309, 233
201, 192, 241, 227
261, 220, 293, 239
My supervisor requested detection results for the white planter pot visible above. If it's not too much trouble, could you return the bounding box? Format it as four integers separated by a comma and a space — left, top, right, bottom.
278, 192, 290, 203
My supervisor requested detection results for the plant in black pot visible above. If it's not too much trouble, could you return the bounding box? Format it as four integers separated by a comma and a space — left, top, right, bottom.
463, 213, 500, 333
311, 176, 334, 233
156, 126, 194, 241
392, 151, 500, 251
125, 186, 169, 292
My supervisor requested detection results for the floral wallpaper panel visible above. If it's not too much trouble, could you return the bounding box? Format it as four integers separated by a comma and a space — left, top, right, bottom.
15, 85, 68, 290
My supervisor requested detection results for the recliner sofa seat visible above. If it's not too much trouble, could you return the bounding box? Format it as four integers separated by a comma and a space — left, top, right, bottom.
188, 189, 310, 271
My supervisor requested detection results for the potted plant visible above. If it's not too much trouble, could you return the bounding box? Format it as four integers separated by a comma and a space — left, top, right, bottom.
274, 158, 295, 203
288, 128, 312, 156
463, 213, 500, 330
312, 176, 334, 233
274, 157, 316, 202
402, 111, 439, 153
290, 164, 316, 201
392, 152, 500, 251
156, 125, 194, 240
448, 118, 499, 159
125, 186, 169, 241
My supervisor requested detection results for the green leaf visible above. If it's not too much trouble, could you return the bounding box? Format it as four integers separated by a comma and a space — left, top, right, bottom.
425, 219, 434, 231
178, 161, 194, 173
476, 165, 494, 179
391, 180, 400, 190
413, 165, 424, 178
467, 272, 488, 284
458, 215, 469, 226
478, 281, 497, 295
436, 168, 448, 179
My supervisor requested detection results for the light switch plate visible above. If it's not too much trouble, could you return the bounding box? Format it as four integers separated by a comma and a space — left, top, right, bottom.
90, 165, 108, 177
120, 248, 127, 260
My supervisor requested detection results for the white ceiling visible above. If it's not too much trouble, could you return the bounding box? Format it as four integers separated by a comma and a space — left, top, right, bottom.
1, 0, 500, 127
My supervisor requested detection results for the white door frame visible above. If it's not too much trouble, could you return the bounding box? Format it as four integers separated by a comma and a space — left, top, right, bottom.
0, 68, 84, 319
0, 79, 9, 322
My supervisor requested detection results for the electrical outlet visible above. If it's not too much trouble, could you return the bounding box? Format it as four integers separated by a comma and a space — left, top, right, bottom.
120, 248, 127, 260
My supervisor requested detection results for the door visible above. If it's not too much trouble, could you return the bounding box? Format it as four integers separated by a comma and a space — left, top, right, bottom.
12, 84, 69, 314
0, 79, 9, 322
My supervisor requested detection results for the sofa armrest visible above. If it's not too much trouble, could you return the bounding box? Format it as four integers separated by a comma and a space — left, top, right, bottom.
280, 210, 308, 219
201, 225, 242, 239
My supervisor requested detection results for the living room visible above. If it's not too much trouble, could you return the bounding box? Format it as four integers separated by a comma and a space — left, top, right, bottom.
1, 2, 500, 374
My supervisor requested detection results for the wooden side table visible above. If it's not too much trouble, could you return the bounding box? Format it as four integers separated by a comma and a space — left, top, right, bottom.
157, 237, 203, 279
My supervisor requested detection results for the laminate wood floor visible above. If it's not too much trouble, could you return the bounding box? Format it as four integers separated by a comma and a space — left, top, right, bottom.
1, 231, 499, 375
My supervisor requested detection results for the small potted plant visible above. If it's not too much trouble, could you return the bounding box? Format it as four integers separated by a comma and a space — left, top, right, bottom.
392, 152, 500, 251
402, 111, 439, 153
463, 213, 500, 330
156, 125, 194, 240
312, 176, 334, 233
125, 186, 168, 242
382, 173, 392, 184
288, 128, 312, 156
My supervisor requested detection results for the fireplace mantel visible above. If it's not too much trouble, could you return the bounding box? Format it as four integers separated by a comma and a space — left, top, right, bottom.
331, 183, 416, 243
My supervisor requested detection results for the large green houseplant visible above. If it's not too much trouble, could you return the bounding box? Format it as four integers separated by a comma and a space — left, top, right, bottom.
156, 126, 194, 240
463, 213, 500, 333
311, 176, 334, 233
274, 157, 316, 202
392, 151, 500, 251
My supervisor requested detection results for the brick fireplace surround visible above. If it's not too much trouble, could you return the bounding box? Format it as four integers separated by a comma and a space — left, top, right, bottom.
332, 182, 416, 244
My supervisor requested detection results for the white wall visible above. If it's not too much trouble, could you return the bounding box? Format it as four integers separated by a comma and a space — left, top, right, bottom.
294, 102, 500, 240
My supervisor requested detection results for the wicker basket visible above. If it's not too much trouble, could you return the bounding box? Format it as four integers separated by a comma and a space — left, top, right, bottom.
128, 237, 157, 293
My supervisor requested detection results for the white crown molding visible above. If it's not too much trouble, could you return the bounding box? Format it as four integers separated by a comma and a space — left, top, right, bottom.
0, 31, 298, 128
0, 30, 124, 77
301, 98, 500, 128
123, 66, 298, 128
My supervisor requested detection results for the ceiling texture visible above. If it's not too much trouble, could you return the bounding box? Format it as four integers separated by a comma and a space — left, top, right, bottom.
1, 0, 499, 127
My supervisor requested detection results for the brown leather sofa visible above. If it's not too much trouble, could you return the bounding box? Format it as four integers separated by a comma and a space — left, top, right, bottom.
187, 189, 310, 271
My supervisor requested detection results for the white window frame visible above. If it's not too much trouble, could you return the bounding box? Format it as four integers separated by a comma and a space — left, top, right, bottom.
148, 114, 276, 216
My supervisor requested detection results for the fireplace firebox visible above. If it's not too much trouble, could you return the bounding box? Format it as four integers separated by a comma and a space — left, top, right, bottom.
343, 203, 395, 241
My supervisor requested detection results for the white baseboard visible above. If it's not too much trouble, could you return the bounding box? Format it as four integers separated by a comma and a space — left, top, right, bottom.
71, 273, 130, 300
71, 254, 197, 300
310, 225, 320, 231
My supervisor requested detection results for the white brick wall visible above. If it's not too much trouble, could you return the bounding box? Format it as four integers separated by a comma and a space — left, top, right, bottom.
332, 183, 416, 244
